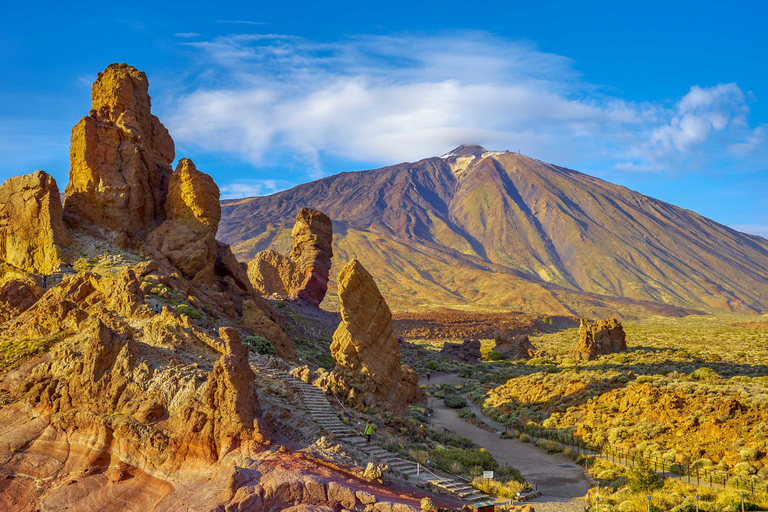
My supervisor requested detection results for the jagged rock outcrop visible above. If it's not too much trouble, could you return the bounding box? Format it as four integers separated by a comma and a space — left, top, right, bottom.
0, 262, 44, 323
439, 339, 481, 362
144, 159, 220, 282
242, 300, 297, 361
572, 318, 627, 360
493, 331, 537, 360
247, 249, 302, 296
200, 328, 263, 439
290, 208, 333, 307
0, 170, 71, 273
329, 259, 425, 415
63, 63, 174, 247
247, 207, 333, 307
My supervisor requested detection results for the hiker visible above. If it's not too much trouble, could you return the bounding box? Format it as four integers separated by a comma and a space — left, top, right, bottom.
364, 420, 375, 444
42, 274, 47, 288
153, 304, 161, 314
427, 373, 431, 381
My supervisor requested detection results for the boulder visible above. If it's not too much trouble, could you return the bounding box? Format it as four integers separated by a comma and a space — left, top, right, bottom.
493, 331, 537, 360
0, 170, 71, 273
63, 63, 174, 247
144, 159, 220, 281
247, 249, 302, 296
440, 339, 481, 362
329, 259, 426, 415
572, 318, 627, 360
289, 208, 333, 306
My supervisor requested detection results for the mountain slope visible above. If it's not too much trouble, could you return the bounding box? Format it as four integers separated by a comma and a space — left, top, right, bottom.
219, 146, 768, 316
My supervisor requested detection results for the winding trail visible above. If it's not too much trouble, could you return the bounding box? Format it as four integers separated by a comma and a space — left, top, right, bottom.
423, 373, 590, 512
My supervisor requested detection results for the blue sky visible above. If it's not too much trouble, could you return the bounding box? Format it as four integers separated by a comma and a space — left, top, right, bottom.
1, 0, 766, 237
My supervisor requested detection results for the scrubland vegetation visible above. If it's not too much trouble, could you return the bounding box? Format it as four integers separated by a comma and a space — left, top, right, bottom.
413, 313, 768, 505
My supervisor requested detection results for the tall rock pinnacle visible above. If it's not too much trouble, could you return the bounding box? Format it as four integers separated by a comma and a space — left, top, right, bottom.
63, 63, 175, 247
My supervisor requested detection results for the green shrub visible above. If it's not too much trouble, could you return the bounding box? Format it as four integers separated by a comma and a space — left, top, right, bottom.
242, 336, 277, 356
690, 367, 719, 381
457, 408, 476, 419
176, 304, 202, 320
444, 394, 468, 409
627, 463, 663, 492
527, 357, 554, 365
487, 351, 505, 361
426, 361, 440, 371
520, 433, 531, 443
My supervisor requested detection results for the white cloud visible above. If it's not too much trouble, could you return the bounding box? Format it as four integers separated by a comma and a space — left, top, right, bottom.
175, 32, 201, 38
218, 179, 294, 199
167, 32, 768, 178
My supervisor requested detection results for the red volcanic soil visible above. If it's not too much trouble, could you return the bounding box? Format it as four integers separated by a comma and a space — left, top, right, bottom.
392, 309, 578, 340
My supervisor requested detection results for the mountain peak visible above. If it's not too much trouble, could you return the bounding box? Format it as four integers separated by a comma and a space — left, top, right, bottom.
440, 144, 489, 159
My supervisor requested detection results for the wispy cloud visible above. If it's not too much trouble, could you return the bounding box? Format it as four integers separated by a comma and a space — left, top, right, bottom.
217, 20, 265, 25
175, 32, 201, 38
218, 179, 294, 199
167, 32, 768, 179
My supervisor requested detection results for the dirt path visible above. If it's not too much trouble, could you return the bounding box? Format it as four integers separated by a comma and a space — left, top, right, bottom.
423, 373, 590, 512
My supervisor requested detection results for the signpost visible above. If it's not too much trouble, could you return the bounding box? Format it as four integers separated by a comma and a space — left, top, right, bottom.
483, 471, 494, 493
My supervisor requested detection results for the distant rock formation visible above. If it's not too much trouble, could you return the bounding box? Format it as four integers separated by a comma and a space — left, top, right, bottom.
247, 249, 302, 296
572, 318, 627, 360
440, 339, 481, 362
290, 207, 333, 306
247, 207, 333, 307
144, 158, 220, 283
0, 170, 71, 274
329, 259, 425, 415
63, 63, 174, 247
493, 331, 537, 360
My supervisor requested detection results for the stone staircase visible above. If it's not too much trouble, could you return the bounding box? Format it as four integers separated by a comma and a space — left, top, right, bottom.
252, 358, 490, 503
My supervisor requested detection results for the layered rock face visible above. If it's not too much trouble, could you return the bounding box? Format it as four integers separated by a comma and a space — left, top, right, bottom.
329, 259, 425, 415
572, 318, 627, 360
0, 171, 71, 274
247, 207, 333, 307
63, 63, 174, 247
290, 208, 333, 306
145, 158, 220, 282
439, 339, 481, 362
493, 331, 537, 360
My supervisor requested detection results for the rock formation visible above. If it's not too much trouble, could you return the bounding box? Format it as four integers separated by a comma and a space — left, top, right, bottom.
247, 207, 333, 307
493, 331, 537, 360
439, 339, 481, 362
145, 158, 220, 282
290, 208, 333, 306
0, 262, 45, 323
247, 249, 302, 296
329, 259, 425, 415
572, 318, 627, 360
0, 170, 71, 273
63, 63, 174, 247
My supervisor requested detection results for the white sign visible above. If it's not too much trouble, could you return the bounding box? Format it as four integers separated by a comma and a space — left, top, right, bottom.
483, 471, 494, 479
